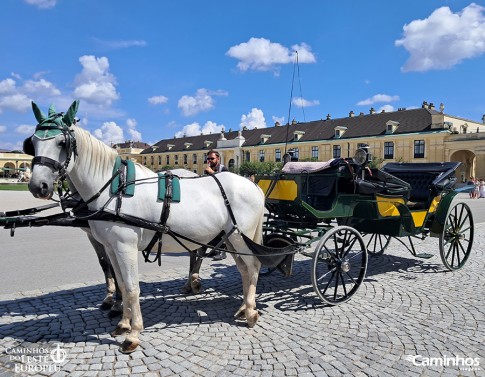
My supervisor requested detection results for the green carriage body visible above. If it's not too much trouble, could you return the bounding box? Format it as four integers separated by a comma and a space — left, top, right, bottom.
258, 160, 460, 238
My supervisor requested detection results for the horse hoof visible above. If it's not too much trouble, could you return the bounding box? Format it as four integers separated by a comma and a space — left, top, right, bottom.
181, 284, 192, 294
246, 312, 260, 328
100, 302, 113, 311
119, 339, 139, 354
111, 326, 130, 336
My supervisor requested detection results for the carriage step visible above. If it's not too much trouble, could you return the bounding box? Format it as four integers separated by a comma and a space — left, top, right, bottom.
414, 253, 434, 259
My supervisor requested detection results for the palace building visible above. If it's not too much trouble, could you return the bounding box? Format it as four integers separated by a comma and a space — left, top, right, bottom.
138, 101, 485, 182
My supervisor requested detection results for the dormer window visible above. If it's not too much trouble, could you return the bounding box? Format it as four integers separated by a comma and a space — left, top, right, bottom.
204, 140, 213, 148
152, 146, 159, 152
184, 142, 193, 149
167, 144, 175, 150
386, 120, 400, 134
260, 134, 271, 144
294, 130, 305, 141
334, 126, 347, 138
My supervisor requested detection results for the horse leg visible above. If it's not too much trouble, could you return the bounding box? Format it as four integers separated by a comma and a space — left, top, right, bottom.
106, 244, 143, 354
86, 232, 118, 311
228, 237, 262, 327
182, 248, 204, 294
101, 246, 132, 338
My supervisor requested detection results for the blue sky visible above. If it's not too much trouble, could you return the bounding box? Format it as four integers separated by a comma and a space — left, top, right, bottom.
1, 0, 485, 150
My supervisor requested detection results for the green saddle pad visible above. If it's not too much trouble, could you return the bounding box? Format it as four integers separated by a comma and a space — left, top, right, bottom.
111, 156, 136, 196
158, 173, 181, 202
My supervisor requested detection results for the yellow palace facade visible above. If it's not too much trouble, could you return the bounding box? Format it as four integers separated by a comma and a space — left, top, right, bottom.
139, 102, 485, 181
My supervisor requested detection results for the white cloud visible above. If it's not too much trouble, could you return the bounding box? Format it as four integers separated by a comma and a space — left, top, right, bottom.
0, 78, 16, 94
379, 104, 395, 113
0, 125, 6, 133
93, 38, 147, 50
23, 78, 61, 96
292, 97, 320, 108
126, 118, 142, 141
395, 3, 485, 72
226, 37, 316, 74
148, 95, 168, 105
272, 115, 285, 126
16, 124, 36, 135
73, 55, 119, 107
93, 121, 124, 145
0, 94, 31, 114
178, 88, 227, 117
174, 121, 225, 138
240, 108, 266, 130
24, 0, 57, 9
357, 94, 400, 106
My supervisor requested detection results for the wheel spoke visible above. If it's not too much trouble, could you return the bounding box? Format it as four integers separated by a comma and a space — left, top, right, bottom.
339, 272, 348, 297
321, 270, 337, 297
317, 265, 337, 283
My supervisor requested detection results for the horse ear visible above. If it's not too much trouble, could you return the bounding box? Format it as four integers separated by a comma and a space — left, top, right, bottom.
63, 100, 79, 126
32, 102, 46, 123
48, 104, 56, 117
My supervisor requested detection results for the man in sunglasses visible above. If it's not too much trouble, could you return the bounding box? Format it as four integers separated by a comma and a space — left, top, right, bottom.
204, 150, 228, 175
204, 150, 228, 260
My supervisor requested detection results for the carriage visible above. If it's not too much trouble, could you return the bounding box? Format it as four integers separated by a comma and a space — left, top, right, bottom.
0, 100, 474, 353
255, 149, 473, 305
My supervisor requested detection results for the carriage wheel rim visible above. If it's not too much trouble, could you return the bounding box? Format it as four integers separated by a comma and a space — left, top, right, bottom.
440, 202, 474, 270
311, 226, 367, 305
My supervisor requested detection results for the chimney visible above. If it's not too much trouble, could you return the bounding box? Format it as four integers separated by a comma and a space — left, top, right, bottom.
275, 121, 280, 127
326, 114, 331, 120
422, 101, 428, 109
291, 118, 297, 125
359, 112, 364, 116
349, 110, 354, 117
439, 103, 445, 113
429, 103, 435, 110
370, 107, 376, 114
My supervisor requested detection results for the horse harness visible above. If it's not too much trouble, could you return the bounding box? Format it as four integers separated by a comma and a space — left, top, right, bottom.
24, 110, 241, 265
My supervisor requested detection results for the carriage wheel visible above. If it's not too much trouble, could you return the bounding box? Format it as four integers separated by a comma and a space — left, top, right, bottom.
260, 234, 295, 275
439, 202, 474, 271
361, 233, 391, 256
311, 226, 367, 305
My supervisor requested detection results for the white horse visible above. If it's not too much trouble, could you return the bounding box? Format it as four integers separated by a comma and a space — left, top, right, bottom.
26, 100, 265, 353
67, 167, 201, 318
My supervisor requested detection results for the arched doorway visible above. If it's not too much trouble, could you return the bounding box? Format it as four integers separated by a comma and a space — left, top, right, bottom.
450, 150, 475, 182
228, 158, 235, 171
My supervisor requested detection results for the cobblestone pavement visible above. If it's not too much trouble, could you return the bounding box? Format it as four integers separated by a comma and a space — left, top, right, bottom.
0, 222, 484, 376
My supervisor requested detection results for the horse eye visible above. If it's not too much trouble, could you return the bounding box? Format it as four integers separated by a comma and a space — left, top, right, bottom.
58, 139, 66, 147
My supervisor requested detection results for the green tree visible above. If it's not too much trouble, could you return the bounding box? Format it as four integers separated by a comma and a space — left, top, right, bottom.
238, 161, 283, 176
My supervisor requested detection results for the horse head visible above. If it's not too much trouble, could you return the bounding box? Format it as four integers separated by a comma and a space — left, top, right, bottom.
25, 100, 79, 199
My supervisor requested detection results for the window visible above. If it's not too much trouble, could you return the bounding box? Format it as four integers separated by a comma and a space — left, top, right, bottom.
158, 156, 162, 165
275, 148, 281, 162
192, 153, 197, 164
166, 155, 170, 165
150, 156, 154, 165
174, 155, 179, 165
311, 146, 319, 159
259, 150, 265, 162
333, 145, 341, 158
414, 140, 425, 158
183, 154, 188, 165
143, 157, 147, 165
384, 142, 394, 159
293, 148, 299, 159
245, 151, 251, 162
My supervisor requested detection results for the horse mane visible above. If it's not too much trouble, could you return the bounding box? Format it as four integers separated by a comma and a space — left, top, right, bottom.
72, 125, 157, 178
71, 125, 119, 178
